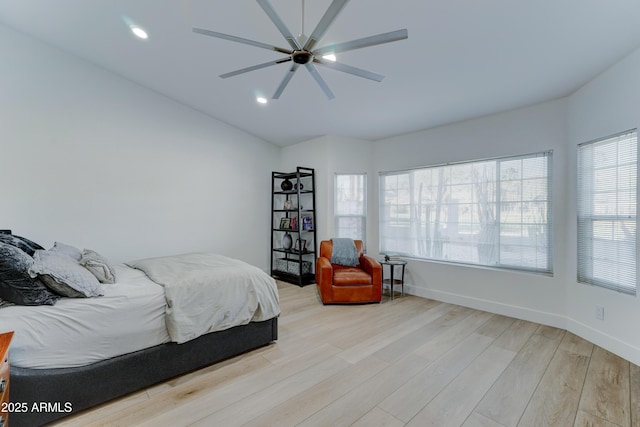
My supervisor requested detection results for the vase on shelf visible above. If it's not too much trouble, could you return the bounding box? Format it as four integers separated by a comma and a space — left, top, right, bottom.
282, 232, 293, 250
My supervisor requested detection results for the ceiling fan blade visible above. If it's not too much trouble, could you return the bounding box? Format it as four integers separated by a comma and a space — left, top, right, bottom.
220, 57, 292, 79
303, 0, 350, 52
273, 63, 300, 99
193, 27, 292, 54
256, 0, 301, 51
313, 29, 408, 56
305, 63, 335, 100
314, 58, 384, 82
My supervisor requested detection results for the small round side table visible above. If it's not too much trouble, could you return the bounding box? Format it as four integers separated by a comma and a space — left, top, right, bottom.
380, 259, 407, 300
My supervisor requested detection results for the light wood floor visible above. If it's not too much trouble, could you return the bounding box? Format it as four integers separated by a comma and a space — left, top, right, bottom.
55, 281, 640, 427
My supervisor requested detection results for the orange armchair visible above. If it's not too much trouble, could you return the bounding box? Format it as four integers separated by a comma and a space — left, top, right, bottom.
316, 240, 382, 304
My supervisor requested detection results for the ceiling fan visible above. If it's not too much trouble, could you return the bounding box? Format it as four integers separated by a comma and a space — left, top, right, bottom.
192, 0, 408, 100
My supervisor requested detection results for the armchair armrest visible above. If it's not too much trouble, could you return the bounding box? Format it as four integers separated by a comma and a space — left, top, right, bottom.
360, 255, 382, 291
360, 255, 382, 301
316, 256, 334, 302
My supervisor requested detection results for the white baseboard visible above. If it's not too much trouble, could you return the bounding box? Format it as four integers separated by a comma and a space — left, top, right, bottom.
404, 283, 640, 366
404, 283, 567, 329
566, 319, 640, 366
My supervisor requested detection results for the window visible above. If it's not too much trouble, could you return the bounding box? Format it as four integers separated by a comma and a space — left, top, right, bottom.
578, 130, 637, 295
379, 151, 552, 274
335, 173, 367, 243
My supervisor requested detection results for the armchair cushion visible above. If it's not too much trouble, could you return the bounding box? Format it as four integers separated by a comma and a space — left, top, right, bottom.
333, 266, 372, 286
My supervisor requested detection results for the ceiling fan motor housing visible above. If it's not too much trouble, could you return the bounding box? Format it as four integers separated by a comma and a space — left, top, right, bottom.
292, 50, 313, 64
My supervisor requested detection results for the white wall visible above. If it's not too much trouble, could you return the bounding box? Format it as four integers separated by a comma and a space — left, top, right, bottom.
280, 136, 374, 249
566, 47, 640, 364
0, 24, 280, 268
372, 100, 570, 329
325, 136, 376, 250
280, 135, 330, 243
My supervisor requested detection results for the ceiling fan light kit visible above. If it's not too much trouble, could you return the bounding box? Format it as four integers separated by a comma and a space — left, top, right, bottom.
193, 0, 408, 100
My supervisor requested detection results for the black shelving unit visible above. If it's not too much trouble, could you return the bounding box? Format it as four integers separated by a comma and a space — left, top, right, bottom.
271, 167, 317, 287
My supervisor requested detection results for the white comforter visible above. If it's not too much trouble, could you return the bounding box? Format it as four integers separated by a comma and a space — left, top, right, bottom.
127, 253, 280, 343
0, 264, 170, 369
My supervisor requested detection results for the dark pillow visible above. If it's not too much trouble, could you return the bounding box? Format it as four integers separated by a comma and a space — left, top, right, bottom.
0, 296, 14, 309
0, 233, 45, 257
0, 243, 59, 305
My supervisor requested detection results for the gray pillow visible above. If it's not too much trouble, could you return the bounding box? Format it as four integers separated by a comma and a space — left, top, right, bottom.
0, 243, 59, 305
80, 249, 117, 284
49, 241, 83, 261
0, 233, 44, 257
29, 250, 103, 298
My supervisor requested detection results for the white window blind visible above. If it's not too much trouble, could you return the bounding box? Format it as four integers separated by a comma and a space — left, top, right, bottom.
379, 151, 552, 274
335, 174, 367, 243
577, 130, 637, 295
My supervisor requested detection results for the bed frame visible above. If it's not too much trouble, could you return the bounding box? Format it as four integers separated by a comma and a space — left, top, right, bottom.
10, 317, 277, 426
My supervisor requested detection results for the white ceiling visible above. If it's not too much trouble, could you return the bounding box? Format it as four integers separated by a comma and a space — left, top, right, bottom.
2, 0, 640, 146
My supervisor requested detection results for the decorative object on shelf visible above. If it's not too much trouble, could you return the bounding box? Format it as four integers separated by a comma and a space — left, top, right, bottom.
382, 252, 401, 262
284, 199, 292, 210
281, 179, 293, 191
279, 217, 291, 229
295, 239, 307, 252
294, 182, 304, 191
282, 232, 293, 250
302, 215, 314, 230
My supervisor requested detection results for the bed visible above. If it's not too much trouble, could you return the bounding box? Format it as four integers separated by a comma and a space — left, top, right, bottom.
0, 231, 279, 427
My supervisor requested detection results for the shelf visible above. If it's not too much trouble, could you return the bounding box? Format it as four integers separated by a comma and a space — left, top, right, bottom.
271, 167, 317, 287
273, 190, 314, 195
273, 230, 315, 234
273, 248, 315, 255
271, 270, 315, 286
273, 171, 314, 180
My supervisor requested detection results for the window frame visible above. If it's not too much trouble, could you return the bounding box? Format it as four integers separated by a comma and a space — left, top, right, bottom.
577, 129, 638, 295
334, 173, 367, 245
379, 150, 553, 275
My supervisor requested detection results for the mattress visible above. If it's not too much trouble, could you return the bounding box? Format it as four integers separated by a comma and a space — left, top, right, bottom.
0, 264, 170, 369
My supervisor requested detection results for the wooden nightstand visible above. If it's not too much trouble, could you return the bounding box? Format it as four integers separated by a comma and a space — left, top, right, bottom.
0, 332, 13, 427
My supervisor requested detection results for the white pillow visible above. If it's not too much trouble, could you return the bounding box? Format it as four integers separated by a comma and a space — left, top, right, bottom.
29, 250, 103, 298
49, 241, 83, 261
80, 249, 116, 284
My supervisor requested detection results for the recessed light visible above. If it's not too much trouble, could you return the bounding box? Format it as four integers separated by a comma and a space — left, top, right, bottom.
131, 26, 148, 39
322, 54, 336, 62
257, 97, 268, 104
